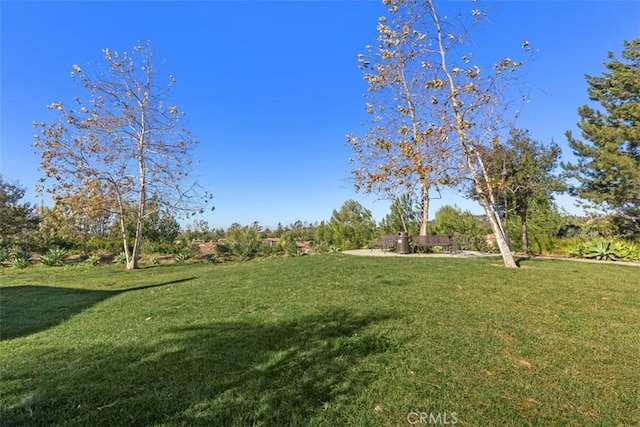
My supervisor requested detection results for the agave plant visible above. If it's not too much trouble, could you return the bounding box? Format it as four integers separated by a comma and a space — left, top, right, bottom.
583, 240, 620, 261
205, 254, 219, 264
611, 241, 640, 261
113, 252, 127, 264
85, 255, 101, 266
40, 247, 70, 267
569, 242, 588, 258
10, 256, 30, 269
175, 251, 191, 263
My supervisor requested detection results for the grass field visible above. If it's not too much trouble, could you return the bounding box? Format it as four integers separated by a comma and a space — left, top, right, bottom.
1, 255, 639, 426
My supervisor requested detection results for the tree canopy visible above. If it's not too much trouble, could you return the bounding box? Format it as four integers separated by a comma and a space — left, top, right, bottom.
320, 200, 377, 250
379, 192, 421, 236
351, 0, 531, 267
480, 128, 564, 251
33, 41, 210, 269
348, 0, 461, 234
564, 37, 640, 231
0, 175, 39, 247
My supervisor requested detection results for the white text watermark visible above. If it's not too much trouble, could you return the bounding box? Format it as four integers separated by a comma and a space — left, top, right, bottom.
407, 411, 459, 425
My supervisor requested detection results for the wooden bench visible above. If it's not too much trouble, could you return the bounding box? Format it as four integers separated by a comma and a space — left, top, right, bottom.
379, 234, 398, 252
410, 235, 457, 253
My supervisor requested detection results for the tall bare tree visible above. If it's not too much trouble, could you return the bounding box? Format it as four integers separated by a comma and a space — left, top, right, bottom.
353, 0, 531, 267
34, 42, 210, 269
348, 0, 460, 236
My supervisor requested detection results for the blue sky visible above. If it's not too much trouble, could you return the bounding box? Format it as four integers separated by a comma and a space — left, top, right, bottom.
1, 1, 638, 230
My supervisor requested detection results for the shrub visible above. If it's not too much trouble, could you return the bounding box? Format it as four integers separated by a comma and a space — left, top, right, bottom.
149, 256, 160, 266
312, 240, 330, 254
613, 241, 640, 261
583, 240, 620, 261
544, 236, 586, 257
40, 247, 70, 267
568, 242, 588, 258
205, 254, 219, 264
0, 247, 7, 263
225, 224, 263, 260
83, 236, 123, 254
113, 252, 127, 264
431, 205, 491, 252
175, 251, 191, 263
85, 255, 101, 266
10, 248, 31, 261
569, 239, 640, 262
278, 234, 299, 257
10, 256, 29, 269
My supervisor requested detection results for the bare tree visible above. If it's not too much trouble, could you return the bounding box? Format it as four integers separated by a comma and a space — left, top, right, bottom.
424, 0, 524, 267
348, 1, 461, 235
353, 0, 531, 267
34, 41, 211, 269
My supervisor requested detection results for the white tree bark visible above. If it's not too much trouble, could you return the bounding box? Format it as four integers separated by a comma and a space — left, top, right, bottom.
428, 0, 517, 268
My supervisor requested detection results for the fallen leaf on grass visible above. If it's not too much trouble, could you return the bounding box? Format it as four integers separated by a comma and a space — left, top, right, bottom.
374, 404, 384, 413
524, 397, 540, 404
518, 359, 532, 369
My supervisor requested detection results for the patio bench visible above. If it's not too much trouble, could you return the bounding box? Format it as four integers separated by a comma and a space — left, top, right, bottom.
411, 235, 457, 253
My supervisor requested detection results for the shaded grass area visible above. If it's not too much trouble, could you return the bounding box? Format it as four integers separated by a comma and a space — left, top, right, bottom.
1, 256, 639, 426
0, 277, 196, 341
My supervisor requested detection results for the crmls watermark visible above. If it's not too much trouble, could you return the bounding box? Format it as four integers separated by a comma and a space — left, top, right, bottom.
407, 411, 459, 425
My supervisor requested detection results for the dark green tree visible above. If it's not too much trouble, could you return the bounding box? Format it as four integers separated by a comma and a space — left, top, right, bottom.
482, 129, 564, 251
379, 192, 421, 236
563, 38, 640, 235
328, 200, 377, 250
0, 175, 39, 247
430, 205, 491, 252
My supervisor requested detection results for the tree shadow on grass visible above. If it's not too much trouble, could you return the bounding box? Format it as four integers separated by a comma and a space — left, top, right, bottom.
0, 278, 196, 341
2, 309, 398, 426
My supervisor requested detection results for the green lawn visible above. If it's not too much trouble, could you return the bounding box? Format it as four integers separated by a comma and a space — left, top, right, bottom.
1, 255, 639, 426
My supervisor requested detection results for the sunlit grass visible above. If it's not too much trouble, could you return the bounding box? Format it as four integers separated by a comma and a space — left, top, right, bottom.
1, 256, 638, 426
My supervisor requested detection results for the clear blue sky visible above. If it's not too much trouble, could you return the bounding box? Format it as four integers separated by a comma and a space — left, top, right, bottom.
1, 1, 638, 230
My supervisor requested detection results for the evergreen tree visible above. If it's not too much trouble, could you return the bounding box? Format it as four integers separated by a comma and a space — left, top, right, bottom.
564, 38, 640, 233
0, 175, 39, 247
328, 200, 377, 250
379, 192, 421, 236
481, 129, 564, 251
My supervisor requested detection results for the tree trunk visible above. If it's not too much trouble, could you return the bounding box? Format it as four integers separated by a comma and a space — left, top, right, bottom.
473, 152, 516, 267
429, 0, 517, 267
115, 192, 132, 266
127, 113, 147, 270
420, 185, 429, 236
480, 195, 517, 267
127, 168, 146, 270
520, 208, 528, 252
126, 195, 145, 270
393, 195, 409, 233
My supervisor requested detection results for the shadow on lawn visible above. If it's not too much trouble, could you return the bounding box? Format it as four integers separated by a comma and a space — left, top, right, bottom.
0, 278, 196, 341
2, 309, 398, 426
